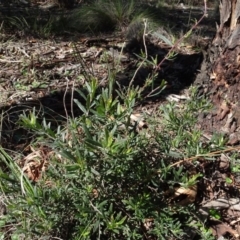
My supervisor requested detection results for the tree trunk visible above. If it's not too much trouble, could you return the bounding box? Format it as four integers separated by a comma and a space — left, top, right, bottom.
195, 0, 240, 145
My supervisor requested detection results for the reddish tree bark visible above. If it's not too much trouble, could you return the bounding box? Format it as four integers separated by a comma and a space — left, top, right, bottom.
196, 0, 240, 144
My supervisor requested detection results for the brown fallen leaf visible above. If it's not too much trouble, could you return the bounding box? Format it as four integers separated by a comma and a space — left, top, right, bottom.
165, 185, 197, 206
111, 112, 148, 131
18, 146, 50, 182
130, 113, 148, 130
211, 220, 239, 239
143, 218, 154, 231
92, 189, 99, 199
237, 225, 240, 236
228, 132, 240, 145
227, 215, 240, 226
219, 101, 230, 120
174, 185, 197, 205
219, 154, 230, 171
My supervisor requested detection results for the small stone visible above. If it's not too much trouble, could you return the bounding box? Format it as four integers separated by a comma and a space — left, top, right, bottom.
228, 132, 240, 145
219, 154, 230, 171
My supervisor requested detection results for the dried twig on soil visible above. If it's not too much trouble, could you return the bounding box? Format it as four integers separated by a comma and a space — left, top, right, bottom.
169, 145, 240, 168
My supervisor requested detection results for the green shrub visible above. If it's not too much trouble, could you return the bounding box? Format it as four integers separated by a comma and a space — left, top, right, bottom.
70, 0, 162, 33
0, 73, 216, 239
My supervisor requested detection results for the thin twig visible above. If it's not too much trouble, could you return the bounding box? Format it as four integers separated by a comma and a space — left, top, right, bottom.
169, 145, 240, 168
155, 1, 207, 71
0, 59, 22, 63
128, 18, 148, 90
63, 77, 69, 128
20, 169, 26, 196
18, 47, 30, 58
145, 0, 208, 99
73, 43, 92, 83
89, 200, 103, 215
71, 78, 75, 119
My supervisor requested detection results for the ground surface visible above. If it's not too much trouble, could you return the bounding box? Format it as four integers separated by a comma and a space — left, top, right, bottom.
3, 2, 240, 239
0, 3, 216, 136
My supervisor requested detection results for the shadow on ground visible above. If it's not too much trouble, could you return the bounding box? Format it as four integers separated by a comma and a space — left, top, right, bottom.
0, 41, 203, 150
0, 1, 218, 40
0, 1, 218, 150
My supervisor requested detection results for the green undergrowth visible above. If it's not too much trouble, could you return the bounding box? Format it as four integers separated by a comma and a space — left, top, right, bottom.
0, 72, 223, 239
0, 0, 164, 37
1, 0, 212, 38
0, 1, 222, 238
1, 12, 71, 38
70, 0, 163, 33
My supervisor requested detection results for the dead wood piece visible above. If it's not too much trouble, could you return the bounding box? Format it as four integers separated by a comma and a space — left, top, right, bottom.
211, 220, 239, 239
203, 198, 240, 211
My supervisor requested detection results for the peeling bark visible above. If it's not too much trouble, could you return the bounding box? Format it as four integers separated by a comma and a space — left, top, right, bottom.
195, 0, 240, 144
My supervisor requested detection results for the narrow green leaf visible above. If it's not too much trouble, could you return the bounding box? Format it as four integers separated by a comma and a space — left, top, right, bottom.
75, 89, 87, 101
74, 99, 87, 114
91, 167, 100, 176
153, 32, 173, 46
117, 215, 127, 225
85, 138, 102, 148
65, 164, 82, 172
60, 150, 76, 162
